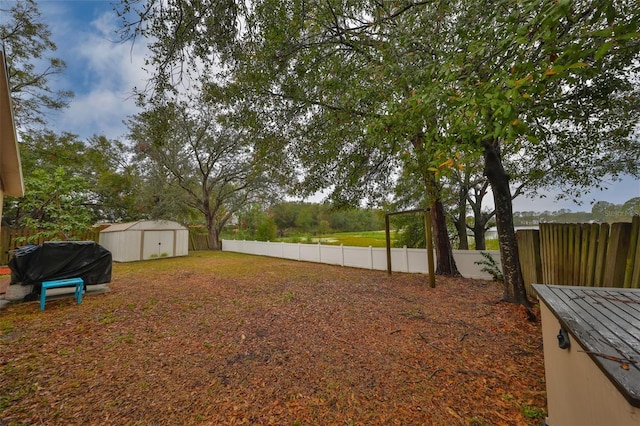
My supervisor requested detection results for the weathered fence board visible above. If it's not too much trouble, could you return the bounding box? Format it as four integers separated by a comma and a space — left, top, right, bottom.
604, 222, 632, 286
625, 216, 640, 288
189, 233, 210, 251
593, 223, 609, 287
517, 230, 542, 296
519, 218, 639, 294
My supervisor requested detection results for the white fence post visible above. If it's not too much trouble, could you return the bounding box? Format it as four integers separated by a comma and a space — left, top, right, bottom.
403, 245, 409, 272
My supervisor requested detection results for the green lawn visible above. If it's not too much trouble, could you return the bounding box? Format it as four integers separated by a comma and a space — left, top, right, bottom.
276, 230, 501, 250
227, 229, 500, 250
276, 230, 389, 247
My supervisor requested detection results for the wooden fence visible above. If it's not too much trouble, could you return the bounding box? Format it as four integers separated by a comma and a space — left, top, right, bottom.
0, 228, 101, 265
518, 216, 640, 295
189, 233, 211, 251
0, 227, 215, 265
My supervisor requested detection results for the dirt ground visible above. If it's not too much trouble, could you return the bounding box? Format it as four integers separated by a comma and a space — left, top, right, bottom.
0, 251, 546, 425
0, 276, 10, 295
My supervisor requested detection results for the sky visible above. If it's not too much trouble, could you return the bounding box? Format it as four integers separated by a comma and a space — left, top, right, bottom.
16, 1, 640, 213
35, 0, 146, 140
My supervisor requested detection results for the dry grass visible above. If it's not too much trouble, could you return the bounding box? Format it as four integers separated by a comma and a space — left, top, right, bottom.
0, 251, 546, 425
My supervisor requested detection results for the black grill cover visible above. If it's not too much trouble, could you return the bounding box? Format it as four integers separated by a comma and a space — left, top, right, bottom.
9, 241, 112, 288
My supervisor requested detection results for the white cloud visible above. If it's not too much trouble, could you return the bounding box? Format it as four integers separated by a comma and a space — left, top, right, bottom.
42, 3, 151, 140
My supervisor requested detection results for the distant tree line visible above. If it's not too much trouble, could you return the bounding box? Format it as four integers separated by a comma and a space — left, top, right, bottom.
514, 197, 640, 226
224, 202, 385, 242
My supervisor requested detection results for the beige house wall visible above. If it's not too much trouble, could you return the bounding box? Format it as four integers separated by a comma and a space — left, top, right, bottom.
0, 49, 24, 235
540, 301, 640, 426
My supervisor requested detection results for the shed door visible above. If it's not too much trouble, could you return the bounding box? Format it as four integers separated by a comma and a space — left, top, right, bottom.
142, 230, 174, 260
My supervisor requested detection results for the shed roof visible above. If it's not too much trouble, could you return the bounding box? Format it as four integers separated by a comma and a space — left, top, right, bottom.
0, 49, 24, 197
100, 220, 188, 233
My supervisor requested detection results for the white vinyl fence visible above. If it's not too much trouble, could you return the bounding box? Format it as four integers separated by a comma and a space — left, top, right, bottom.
221, 239, 501, 280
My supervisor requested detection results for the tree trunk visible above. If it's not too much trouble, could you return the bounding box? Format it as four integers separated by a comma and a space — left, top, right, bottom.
454, 185, 469, 250
206, 215, 221, 250
426, 174, 460, 276
455, 216, 469, 250
467, 181, 493, 250
472, 220, 487, 250
411, 132, 460, 276
482, 138, 531, 307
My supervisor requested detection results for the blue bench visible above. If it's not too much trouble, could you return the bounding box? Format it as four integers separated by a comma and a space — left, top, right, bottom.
40, 278, 84, 311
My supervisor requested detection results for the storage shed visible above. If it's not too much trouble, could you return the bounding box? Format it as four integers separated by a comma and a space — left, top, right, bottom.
99, 220, 188, 262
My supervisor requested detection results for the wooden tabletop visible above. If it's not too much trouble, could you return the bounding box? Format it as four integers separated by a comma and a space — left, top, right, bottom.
533, 284, 640, 408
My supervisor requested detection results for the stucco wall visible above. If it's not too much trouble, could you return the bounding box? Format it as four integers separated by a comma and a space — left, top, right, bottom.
540, 301, 640, 425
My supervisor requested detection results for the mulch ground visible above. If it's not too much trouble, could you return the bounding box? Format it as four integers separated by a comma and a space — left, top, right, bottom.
0, 251, 546, 425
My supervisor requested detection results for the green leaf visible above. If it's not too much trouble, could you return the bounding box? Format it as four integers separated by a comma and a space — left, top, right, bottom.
526, 135, 540, 145
594, 41, 614, 61
566, 62, 588, 70
606, 2, 616, 26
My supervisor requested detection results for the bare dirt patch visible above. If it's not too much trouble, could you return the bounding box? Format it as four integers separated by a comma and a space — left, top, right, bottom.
0, 251, 545, 425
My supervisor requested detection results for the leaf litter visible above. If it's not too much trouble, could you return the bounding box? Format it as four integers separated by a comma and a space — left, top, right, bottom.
0, 251, 545, 425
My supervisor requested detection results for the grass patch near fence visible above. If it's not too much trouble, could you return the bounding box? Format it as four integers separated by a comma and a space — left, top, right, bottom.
274, 230, 389, 247
276, 230, 501, 251
312, 230, 388, 247
1, 251, 546, 425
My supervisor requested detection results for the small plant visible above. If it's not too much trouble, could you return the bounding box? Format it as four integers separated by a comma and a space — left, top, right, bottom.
281, 291, 295, 303
520, 402, 546, 420
475, 251, 504, 282
402, 308, 425, 320
116, 331, 135, 344
98, 312, 118, 325
0, 318, 14, 334
160, 252, 168, 257
468, 416, 491, 426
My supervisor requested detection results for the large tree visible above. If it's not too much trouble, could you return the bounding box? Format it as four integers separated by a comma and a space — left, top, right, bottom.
437, 0, 640, 305
119, 0, 640, 305
118, 0, 462, 275
17, 168, 94, 241
351, 0, 640, 305
3, 131, 91, 228
3, 131, 142, 227
0, 0, 72, 129
127, 99, 275, 249
84, 135, 142, 223
2, 131, 100, 238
